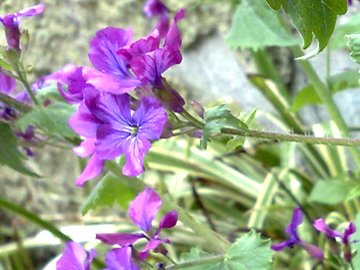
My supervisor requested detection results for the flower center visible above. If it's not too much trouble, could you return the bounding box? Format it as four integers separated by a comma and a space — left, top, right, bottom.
130, 126, 139, 135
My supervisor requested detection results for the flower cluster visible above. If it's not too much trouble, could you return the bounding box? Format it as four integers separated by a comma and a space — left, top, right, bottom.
56, 1, 186, 185
56, 187, 177, 269
272, 207, 357, 264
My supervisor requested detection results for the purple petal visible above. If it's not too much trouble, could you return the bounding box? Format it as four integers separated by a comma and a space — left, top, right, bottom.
144, 0, 169, 18
132, 96, 168, 140
69, 89, 102, 138
313, 218, 341, 239
271, 239, 296, 251
96, 233, 145, 246
73, 138, 96, 158
159, 210, 178, 230
57, 66, 87, 104
343, 222, 356, 245
138, 238, 167, 260
301, 242, 324, 261
56, 242, 96, 270
122, 135, 151, 177
17, 3, 45, 17
75, 154, 104, 186
104, 247, 140, 270
163, 9, 185, 50
88, 27, 137, 83
84, 68, 140, 94
285, 207, 303, 239
0, 69, 16, 95
128, 187, 162, 232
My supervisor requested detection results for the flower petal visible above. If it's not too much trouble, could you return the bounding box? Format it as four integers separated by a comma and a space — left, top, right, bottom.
128, 187, 162, 232
301, 242, 324, 261
122, 135, 151, 177
56, 242, 95, 270
104, 247, 140, 270
73, 138, 96, 158
159, 210, 178, 230
144, 0, 168, 18
17, 3, 45, 17
313, 218, 341, 239
75, 154, 104, 186
285, 207, 303, 240
137, 238, 169, 260
271, 239, 296, 251
132, 96, 167, 140
0, 69, 16, 95
96, 233, 144, 246
343, 222, 356, 245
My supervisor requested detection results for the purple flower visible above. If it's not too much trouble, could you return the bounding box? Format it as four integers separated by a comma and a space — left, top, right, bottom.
97, 187, 178, 260
104, 247, 140, 270
271, 207, 324, 261
69, 89, 167, 186
0, 3, 45, 50
313, 219, 356, 262
84, 9, 185, 112
56, 242, 96, 270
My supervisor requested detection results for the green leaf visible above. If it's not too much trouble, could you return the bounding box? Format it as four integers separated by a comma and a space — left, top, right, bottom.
331, 12, 360, 49
201, 105, 247, 149
36, 84, 64, 104
16, 102, 77, 139
347, 34, 360, 64
308, 180, 355, 205
81, 173, 136, 215
0, 122, 38, 176
291, 70, 360, 112
226, 0, 298, 50
225, 231, 273, 270
267, 0, 348, 52
178, 231, 273, 270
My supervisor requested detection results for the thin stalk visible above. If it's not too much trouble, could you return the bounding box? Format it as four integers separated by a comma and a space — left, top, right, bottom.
13, 63, 39, 106
165, 254, 224, 269
180, 110, 203, 129
0, 92, 31, 113
292, 46, 360, 164
221, 127, 360, 147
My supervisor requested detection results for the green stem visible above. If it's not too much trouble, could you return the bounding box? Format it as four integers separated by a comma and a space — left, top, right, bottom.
13, 63, 39, 106
181, 110, 204, 129
0, 92, 31, 113
292, 46, 360, 164
165, 254, 224, 269
221, 127, 360, 147
0, 197, 105, 268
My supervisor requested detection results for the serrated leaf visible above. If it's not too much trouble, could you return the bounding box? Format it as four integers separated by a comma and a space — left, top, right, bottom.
347, 34, 360, 64
291, 70, 360, 112
81, 173, 136, 215
0, 122, 38, 176
201, 105, 247, 149
16, 102, 77, 139
308, 180, 354, 205
36, 84, 63, 104
226, 0, 298, 50
267, 0, 347, 52
178, 231, 273, 270
225, 231, 273, 270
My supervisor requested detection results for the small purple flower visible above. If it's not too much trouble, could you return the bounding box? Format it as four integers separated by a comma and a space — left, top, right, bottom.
56, 242, 96, 270
97, 187, 178, 260
272, 207, 324, 261
314, 219, 356, 262
104, 247, 140, 270
69, 89, 168, 186
0, 3, 45, 50
84, 9, 185, 112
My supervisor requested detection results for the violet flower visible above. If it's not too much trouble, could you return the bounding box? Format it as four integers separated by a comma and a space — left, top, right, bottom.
271, 207, 324, 260
84, 9, 185, 112
97, 187, 178, 260
69, 89, 168, 186
313, 219, 356, 262
144, 0, 170, 37
104, 247, 140, 270
56, 242, 96, 270
0, 3, 45, 51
